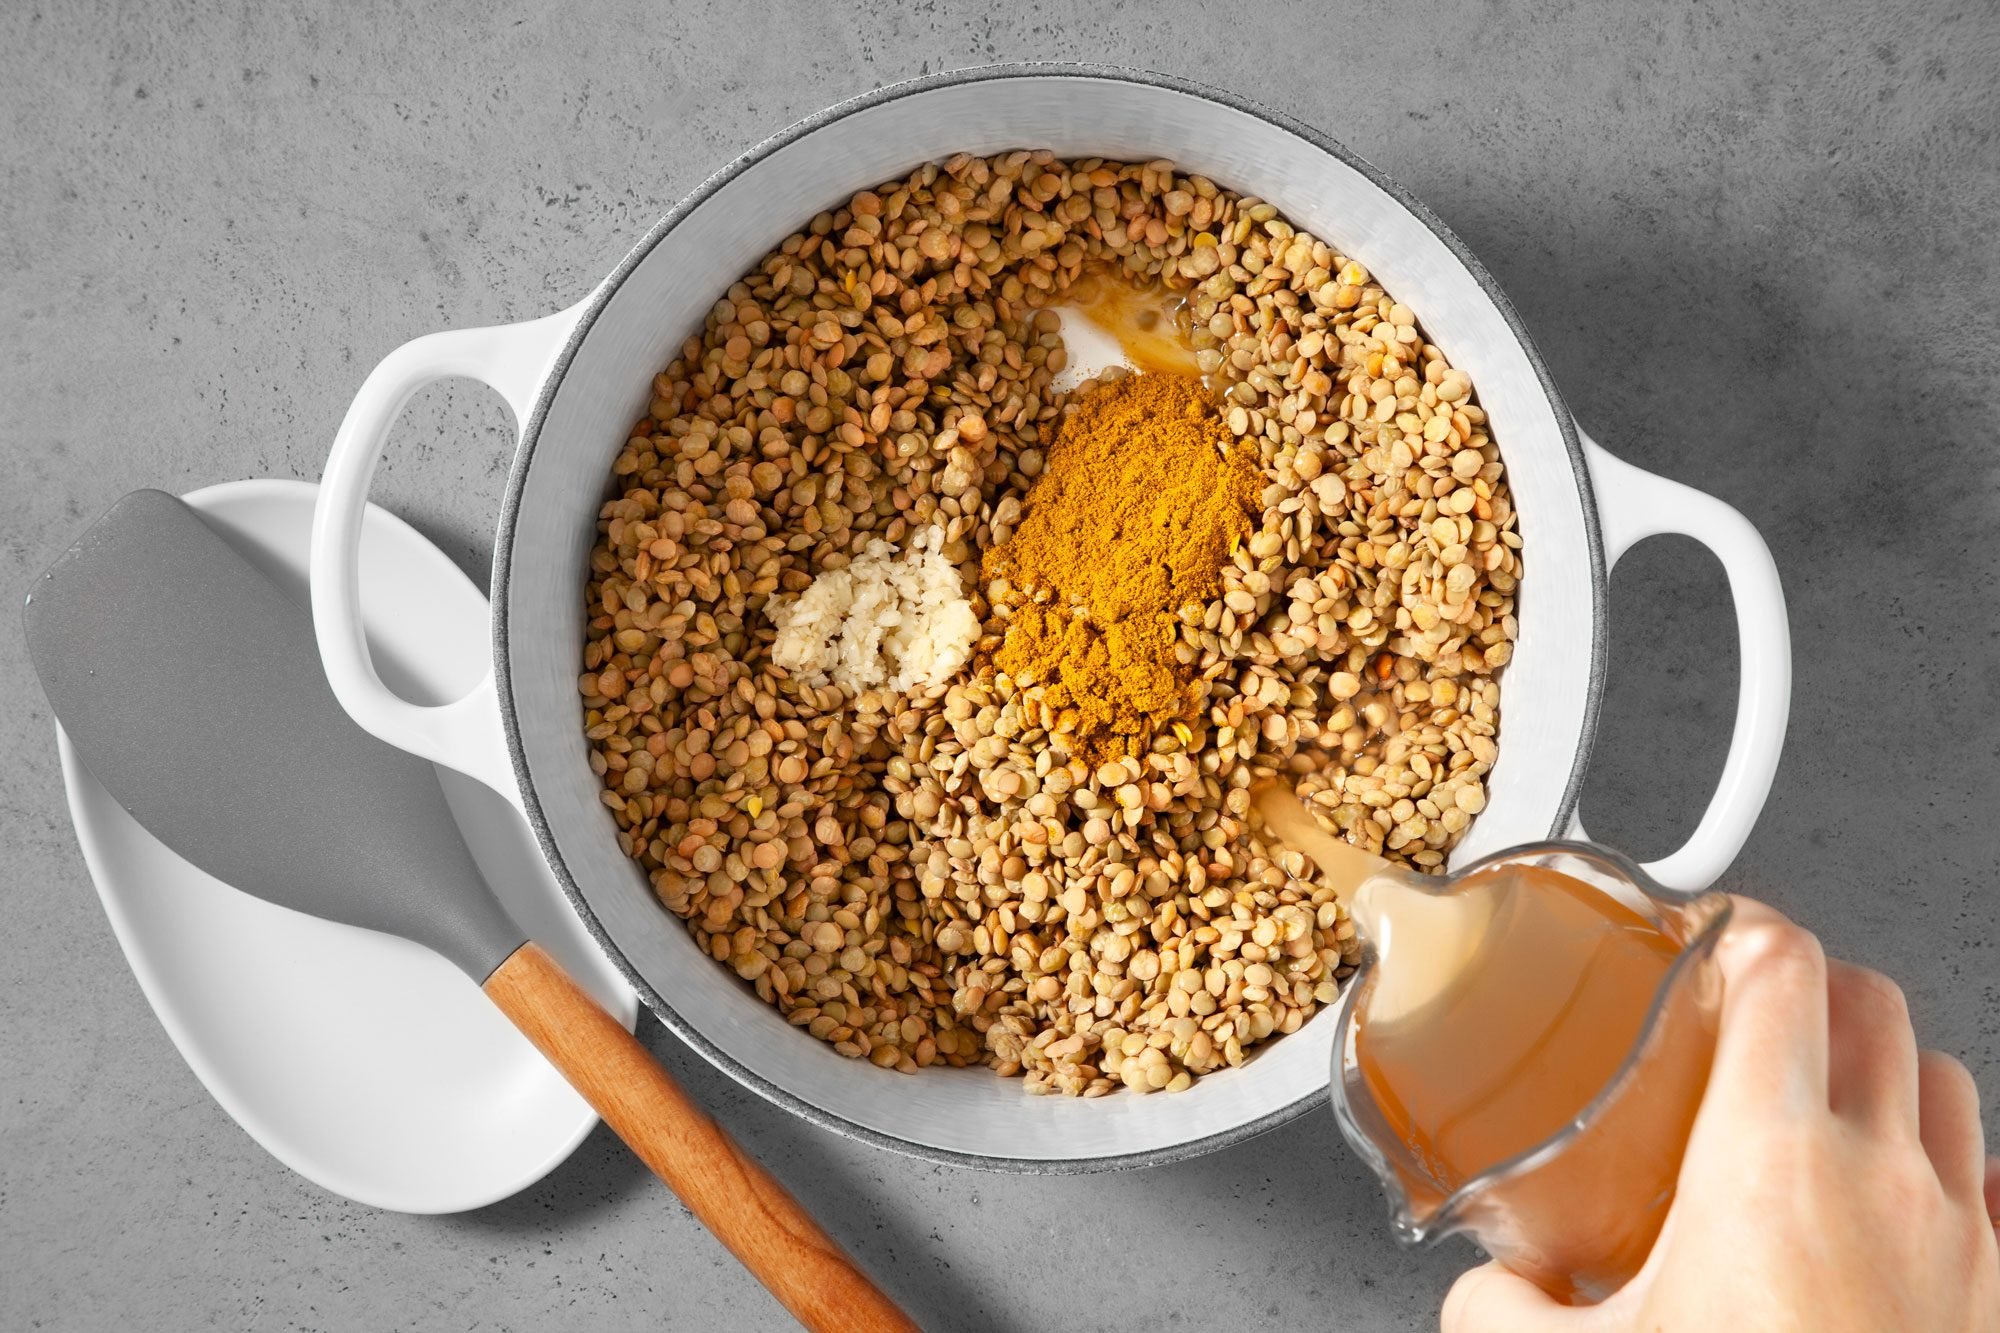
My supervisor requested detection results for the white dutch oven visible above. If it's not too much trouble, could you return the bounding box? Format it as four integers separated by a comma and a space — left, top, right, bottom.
310, 65, 1790, 1171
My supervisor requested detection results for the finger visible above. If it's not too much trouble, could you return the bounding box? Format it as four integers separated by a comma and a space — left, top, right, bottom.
1703, 898, 1828, 1119
1824, 961, 1919, 1133
1442, 1261, 1583, 1333
1915, 1051, 1985, 1201
1986, 1156, 1999, 1232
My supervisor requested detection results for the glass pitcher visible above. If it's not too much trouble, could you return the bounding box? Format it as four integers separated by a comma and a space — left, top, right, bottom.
1329, 841, 1731, 1304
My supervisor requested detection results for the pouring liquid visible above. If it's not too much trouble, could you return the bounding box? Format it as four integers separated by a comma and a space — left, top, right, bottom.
1254, 784, 1717, 1300
1355, 865, 1683, 1193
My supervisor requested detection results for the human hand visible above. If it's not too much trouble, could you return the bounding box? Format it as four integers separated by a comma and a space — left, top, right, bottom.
1443, 897, 1999, 1332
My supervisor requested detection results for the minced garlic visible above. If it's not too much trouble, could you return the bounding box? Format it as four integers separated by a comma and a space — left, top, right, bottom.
766, 526, 977, 695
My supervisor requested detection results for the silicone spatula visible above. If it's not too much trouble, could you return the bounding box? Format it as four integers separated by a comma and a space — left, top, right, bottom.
24, 490, 912, 1333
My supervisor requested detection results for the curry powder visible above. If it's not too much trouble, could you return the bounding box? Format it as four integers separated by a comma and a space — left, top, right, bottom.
985, 371, 1264, 760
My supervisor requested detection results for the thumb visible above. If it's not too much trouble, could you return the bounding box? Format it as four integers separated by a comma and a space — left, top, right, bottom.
1440, 1262, 1586, 1333
1986, 1156, 1999, 1245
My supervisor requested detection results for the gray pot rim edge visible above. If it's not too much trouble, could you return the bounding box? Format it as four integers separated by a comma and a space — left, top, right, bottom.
489, 60, 1605, 1176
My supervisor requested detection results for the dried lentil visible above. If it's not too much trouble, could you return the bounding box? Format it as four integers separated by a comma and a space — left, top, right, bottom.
580, 152, 1519, 1097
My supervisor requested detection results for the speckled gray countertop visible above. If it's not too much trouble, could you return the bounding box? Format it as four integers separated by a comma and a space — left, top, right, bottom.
4, 3, 1996, 1329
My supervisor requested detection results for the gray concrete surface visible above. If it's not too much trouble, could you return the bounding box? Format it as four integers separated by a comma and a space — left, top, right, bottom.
4, 2, 1996, 1329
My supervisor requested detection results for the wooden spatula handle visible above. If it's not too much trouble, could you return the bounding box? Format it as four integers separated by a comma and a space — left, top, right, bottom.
484, 943, 917, 1333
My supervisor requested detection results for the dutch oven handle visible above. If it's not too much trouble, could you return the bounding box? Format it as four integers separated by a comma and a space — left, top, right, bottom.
309, 303, 586, 811
1574, 430, 1793, 892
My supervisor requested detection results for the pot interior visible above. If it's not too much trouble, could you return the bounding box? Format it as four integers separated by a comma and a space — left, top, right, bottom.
498, 68, 1598, 1167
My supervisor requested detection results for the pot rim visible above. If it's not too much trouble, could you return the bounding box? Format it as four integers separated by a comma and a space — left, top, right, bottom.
491, 60, 1607, 1174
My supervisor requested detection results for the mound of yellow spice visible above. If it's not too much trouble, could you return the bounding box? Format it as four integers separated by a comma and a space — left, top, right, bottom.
985, 371, 1264, 760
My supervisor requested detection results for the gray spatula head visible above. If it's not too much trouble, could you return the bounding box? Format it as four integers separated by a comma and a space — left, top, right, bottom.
24, 489, 525, 983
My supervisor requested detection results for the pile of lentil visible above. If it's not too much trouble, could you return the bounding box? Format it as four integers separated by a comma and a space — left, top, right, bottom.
580, 152, 1519, 1096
